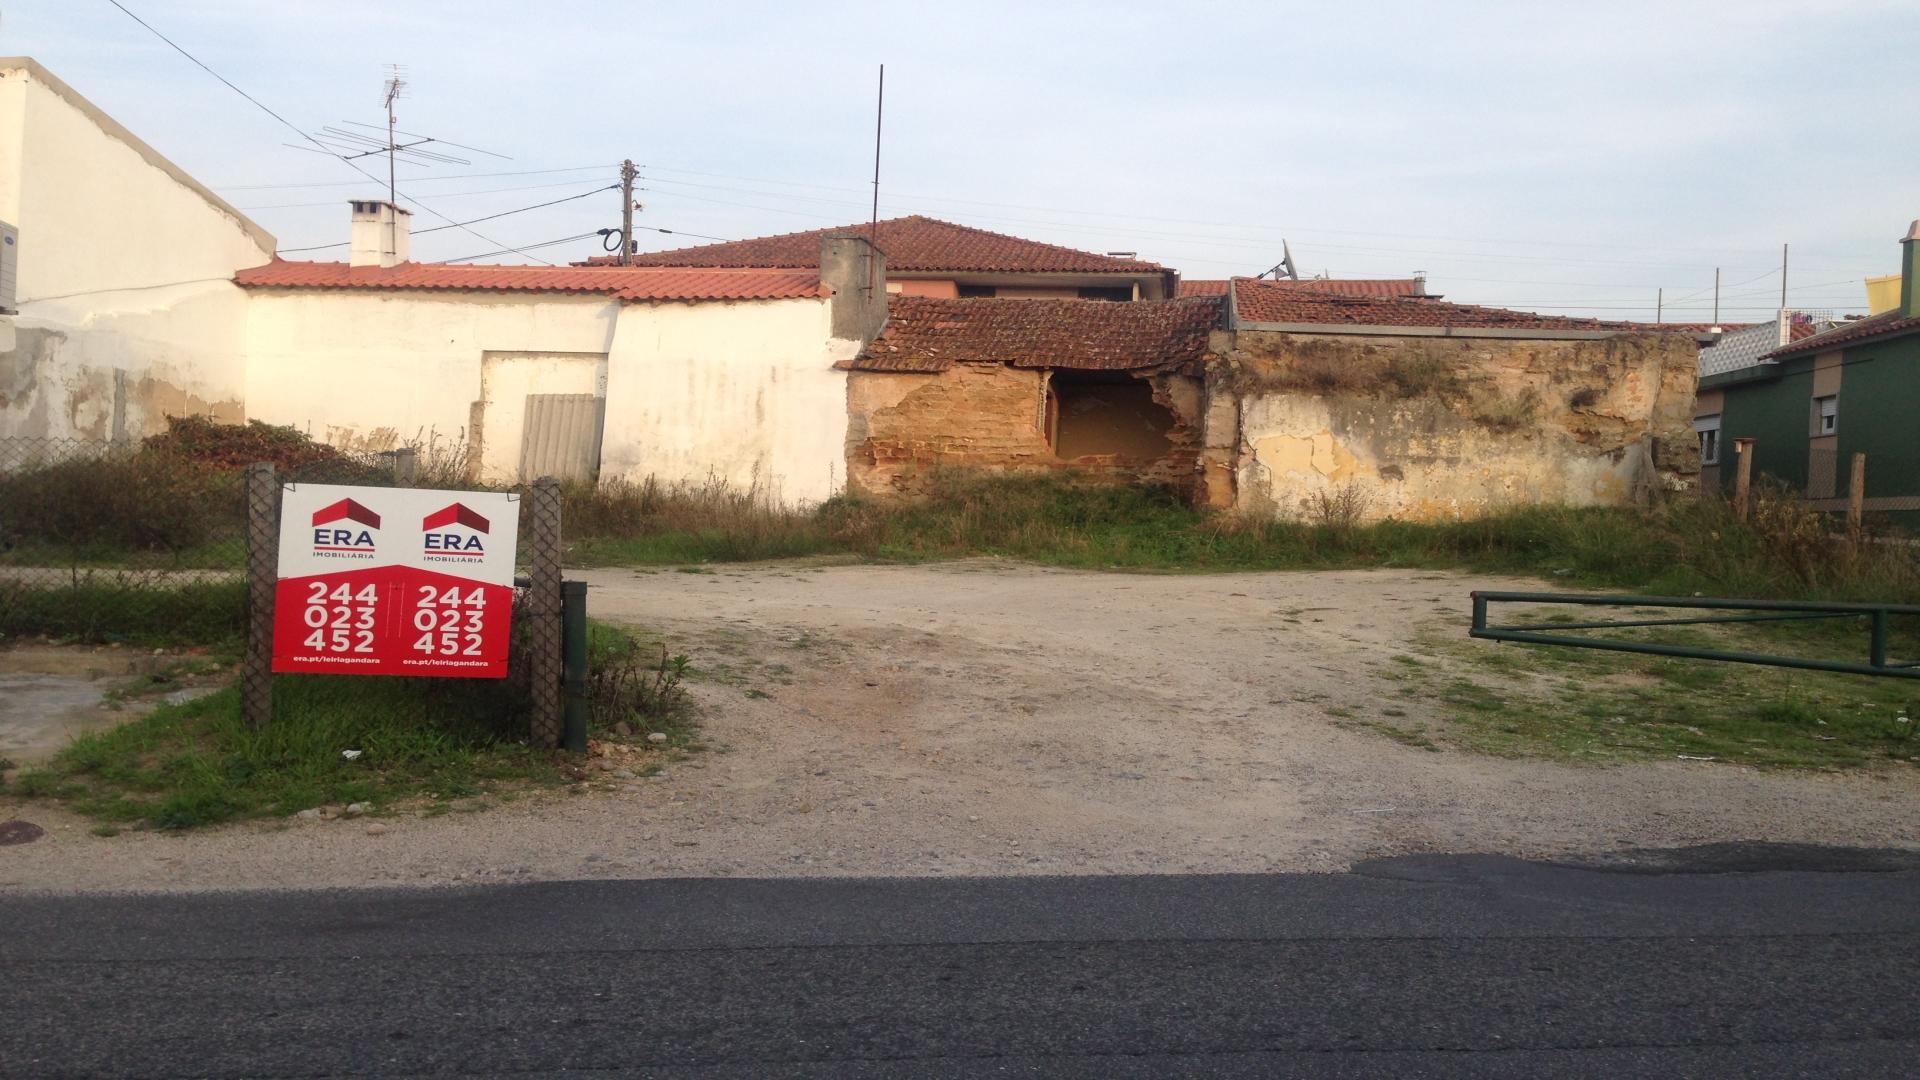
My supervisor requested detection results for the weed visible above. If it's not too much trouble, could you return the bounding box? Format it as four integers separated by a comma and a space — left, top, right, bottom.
586, 623, 693, 730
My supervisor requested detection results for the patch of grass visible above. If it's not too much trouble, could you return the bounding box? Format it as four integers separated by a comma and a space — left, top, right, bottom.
12, 681, 563, 829
1400, 616, 1920, 769
15, 622, 702, 830
565, 472, 1920, 611
0, 581, 245, 646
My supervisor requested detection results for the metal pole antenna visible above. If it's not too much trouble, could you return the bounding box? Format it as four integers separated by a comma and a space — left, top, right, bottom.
868, 64, 884, 294
1781, 243, 1789, 310
1713, 267, 1720, 325
619, 160, 638, 266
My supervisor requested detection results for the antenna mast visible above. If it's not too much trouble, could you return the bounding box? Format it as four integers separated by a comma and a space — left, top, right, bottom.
868, 64, 885, 294
382, 66, 407, 205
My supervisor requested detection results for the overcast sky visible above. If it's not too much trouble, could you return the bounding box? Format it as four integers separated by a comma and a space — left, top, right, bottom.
8, 1, 1918, 319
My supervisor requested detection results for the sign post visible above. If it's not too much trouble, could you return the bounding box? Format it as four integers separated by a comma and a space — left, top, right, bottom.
271, 484, 521, 678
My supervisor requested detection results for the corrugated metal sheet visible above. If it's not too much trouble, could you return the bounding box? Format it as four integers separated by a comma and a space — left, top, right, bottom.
517, 394, 604, 484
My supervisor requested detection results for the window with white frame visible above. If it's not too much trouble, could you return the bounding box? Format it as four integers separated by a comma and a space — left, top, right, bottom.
1812, 395, 1839, 436
1694, 414, 1722, 466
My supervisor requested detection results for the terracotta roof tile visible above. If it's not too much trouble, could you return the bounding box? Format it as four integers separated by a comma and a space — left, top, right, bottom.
1233, 278, 1658, 332
850, 295, 1222, 373
584, 216, 1167, 275
235, 260, 825, 301
1177, 279, 1230, 296
1762, 308, 1920, 360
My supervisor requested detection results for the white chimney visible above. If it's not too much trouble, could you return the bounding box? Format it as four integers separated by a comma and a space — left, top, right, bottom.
349, 200, 411, 268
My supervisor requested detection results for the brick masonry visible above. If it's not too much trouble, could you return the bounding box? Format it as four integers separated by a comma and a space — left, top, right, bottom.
845, 363, 1204, 496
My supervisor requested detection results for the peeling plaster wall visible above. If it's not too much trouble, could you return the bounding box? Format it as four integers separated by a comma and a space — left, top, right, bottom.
1218, 331, 1699, 519
599, 295, 850, 504
246, 289, 850, 504
0, 63, 271, 440
845, 362, 1203, 496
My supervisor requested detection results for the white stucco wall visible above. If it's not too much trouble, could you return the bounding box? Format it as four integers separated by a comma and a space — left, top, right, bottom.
600, 297, 852, 504
0, 60, 274, 440
244, 291, 621, 455
244, 289, 853, 504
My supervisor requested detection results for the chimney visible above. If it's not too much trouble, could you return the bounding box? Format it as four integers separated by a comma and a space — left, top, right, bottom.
1411, 272, 1428, 298
1902, 219, 1920, 319
349, 200, 411, 268
820, 234, 888, 344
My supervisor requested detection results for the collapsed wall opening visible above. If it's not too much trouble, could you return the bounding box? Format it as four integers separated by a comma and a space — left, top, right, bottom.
1044, 372, 1176, 459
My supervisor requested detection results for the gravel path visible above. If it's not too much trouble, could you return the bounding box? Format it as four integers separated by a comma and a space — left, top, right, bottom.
5, 561, 1916, 893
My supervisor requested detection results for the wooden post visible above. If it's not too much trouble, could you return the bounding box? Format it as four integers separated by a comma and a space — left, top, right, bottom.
526, 476, 565, 748
1732, 438, 1755, 522
1848, 452, 1866, 533
241, 462, 279, 729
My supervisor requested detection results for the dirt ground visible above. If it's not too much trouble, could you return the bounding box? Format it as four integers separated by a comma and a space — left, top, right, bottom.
5, 561, 1918, 893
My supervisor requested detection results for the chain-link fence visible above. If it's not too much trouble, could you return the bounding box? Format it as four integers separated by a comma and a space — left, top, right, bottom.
0, 434, 418, 641
1800, 447, 1920, 521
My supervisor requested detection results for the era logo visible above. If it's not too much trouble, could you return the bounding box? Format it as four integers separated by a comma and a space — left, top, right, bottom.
422, 503, 490, 557
311, 498, 381, 551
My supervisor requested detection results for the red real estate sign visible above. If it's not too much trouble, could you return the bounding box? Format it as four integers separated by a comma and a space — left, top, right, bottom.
272, 484, 521, 678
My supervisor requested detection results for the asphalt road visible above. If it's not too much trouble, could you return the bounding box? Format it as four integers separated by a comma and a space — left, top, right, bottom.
4, 844, 1918, 1078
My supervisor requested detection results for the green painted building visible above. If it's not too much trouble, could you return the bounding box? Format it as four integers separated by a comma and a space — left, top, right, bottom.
1695, 221, 1920, 523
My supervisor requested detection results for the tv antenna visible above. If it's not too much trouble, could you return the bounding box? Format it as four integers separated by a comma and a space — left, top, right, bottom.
285, 66, 511, 204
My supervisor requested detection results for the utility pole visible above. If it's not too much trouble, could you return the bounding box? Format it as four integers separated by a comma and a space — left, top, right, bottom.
1656, 288, 1663, 325
1713, 267, 1721, 325
618, 160, 638, 266
1781, 243, 1789, 310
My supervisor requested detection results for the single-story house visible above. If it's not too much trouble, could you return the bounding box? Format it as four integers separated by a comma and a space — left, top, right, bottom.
586, 215, 1178, 301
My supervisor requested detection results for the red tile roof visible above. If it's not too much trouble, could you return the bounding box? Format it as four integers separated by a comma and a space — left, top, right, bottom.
1232, 278, 1660, 333
850, 295, 1223, 373
583, 216, 1168, 275
1177, 279, 1230, 297
234, 260, 826, 301
1762, 308, 1920, 360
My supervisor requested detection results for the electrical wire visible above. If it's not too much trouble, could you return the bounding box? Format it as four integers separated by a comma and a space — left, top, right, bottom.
105, 0, 557, 264
274, 186, 616, 253
222, 165, 618, 192
440, 232, 601, 264
633, 164, 1880, 268
238, 177, 616, 210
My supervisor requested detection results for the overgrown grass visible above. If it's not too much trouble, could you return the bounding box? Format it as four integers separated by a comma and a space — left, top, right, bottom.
10, 622, 697, 829
568, 471, 1920, 605
0, 581, 245, 646
1384, 619, 1920, 769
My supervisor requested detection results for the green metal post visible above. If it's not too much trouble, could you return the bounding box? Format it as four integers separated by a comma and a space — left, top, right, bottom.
1471, 593, 1487, 634
561, 580, 590, 753
1871, 609, 1889, 671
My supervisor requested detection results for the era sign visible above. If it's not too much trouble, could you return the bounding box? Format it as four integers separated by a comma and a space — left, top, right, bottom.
272, 484, 521, 678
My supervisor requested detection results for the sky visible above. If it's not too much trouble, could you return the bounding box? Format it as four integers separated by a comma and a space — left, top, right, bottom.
7, 0, 1919, 320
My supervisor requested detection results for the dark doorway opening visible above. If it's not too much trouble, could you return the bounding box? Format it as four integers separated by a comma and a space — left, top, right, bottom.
1045, 373, 1176, 459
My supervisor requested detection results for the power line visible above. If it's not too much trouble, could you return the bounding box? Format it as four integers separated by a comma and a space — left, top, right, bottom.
238, 177, 612, 210
415, 185, 613, 235
105, 0, 555, 264
634, 163, 1882, 267
441, 232, 601, 264
276, 185, 616, 254
222, 165, 618, 192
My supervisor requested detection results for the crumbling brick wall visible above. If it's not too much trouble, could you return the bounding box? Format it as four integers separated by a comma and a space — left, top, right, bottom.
845, 363, 1203, 496
1209, 330, 1699, 518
